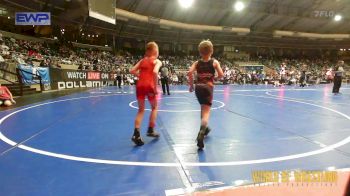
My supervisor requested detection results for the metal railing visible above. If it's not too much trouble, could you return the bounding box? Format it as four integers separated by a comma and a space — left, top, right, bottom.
16, 68, 44, 93
0, 68, 18, 84
0, 67, 43, 96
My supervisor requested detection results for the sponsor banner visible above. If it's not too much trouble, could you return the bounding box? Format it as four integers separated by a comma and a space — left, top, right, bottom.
50, 68, 115, 90
15, 12, 51, 26
57, 81, 113, 90
18, 64, 50, 86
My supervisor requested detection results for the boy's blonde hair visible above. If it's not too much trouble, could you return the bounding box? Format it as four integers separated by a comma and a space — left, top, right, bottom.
146, 41, 158, 55
198, 40, 213, 56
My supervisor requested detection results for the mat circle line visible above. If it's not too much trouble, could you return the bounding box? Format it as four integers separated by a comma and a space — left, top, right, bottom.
0, 92, 349, 167
128, 97, 225, 112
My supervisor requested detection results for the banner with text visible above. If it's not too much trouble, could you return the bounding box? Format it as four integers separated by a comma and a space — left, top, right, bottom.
18, 64, 50, 86
49, 68, 115, 90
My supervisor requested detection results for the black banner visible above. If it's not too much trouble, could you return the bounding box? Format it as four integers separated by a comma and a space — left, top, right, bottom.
50, 68, 115, 90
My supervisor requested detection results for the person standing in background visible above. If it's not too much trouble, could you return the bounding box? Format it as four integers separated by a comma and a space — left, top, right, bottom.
280, 63, 286, 85
160, 64, 170, 95
332, 60, 345, 95
116, 66, 122, 89
299, 63, 307, 87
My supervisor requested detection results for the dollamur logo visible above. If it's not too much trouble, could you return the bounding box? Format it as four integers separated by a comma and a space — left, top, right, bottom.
15, 12, 51, 25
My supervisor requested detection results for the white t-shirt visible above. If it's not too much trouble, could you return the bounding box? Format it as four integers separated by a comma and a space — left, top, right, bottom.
280, 67, 286, 75
1, 45, 9, 51
17, 57, 26, 65
172, 75, 178, 82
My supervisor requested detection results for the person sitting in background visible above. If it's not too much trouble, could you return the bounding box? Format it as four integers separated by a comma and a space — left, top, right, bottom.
78, 63, 84, 70
51, 60, 61, 69
0, 40, 10, 57
46, 58, 52, 67
87, 64, 93, 70
26, 58, 34, 67
16, 54, 26, 65
40, 58, 50, 67
0, 54, 5, 68
172, 73, 179, 85
0, 84, 16, 107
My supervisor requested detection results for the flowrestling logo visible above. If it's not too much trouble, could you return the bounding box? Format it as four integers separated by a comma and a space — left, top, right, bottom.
15, 12, 51, 25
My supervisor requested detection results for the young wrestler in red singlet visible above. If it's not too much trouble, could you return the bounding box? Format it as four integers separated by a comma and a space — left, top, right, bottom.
130, 42, 162, 146
188, 40, 224, 149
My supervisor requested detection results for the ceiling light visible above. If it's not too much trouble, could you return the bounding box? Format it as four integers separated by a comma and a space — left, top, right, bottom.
178, 0, 194, 9
334, 14, 342, 21
234, 1, 245, 12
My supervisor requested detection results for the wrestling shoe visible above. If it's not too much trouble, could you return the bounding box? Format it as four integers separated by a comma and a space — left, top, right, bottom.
146, 131, 160, 138
146, 127, 160, 138
196, 130, 205, 150
131, 135, 144, 146
204, 127, 211, 137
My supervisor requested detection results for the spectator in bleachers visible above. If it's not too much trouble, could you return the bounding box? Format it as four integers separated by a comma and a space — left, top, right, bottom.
26, 58, 34, 67
53, 60, 61, 69
16, 54, 26, 65
39, 58, 51, 67
0, 54, 4, 64
0, 35, 4, 64
0, 39, 10, 58
0, 31, 348, 88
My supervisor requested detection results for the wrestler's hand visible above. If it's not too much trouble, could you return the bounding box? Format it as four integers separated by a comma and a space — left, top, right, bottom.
189, 85, 194, 93
153, 87, 159, 95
